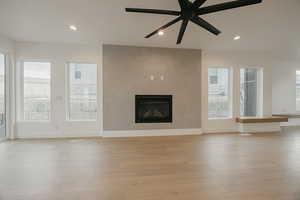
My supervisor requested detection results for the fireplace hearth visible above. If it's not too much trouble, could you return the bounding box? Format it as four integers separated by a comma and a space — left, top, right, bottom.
135, 95, 172, 123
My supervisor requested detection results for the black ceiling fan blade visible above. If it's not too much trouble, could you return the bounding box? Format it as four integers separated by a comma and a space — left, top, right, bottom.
145, 17, 182, 38
196, 0, 263, 15
125, 8, 181, 16
178, 0, 191, 9
193, 0, 207, 8
177, 19, 189, 44
191, 16, 221, 35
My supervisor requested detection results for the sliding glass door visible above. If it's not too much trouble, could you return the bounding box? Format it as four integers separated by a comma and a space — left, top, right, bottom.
240, 68, 262, 117
0, 53, 5, 138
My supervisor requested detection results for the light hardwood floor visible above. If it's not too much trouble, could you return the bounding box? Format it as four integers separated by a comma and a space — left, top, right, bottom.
1, 128, 300, 200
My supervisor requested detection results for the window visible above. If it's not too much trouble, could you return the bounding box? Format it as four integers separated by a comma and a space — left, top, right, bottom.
75, 70, 82, 80
0, 53, 5, 137
208, 68, 231, 119
23, 62, 51, 121
240, 68, 262, 117
67, 63, 97, 120
296, 71, 300, 111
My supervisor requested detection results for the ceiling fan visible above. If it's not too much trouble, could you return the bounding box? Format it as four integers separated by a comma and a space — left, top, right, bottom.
126, 0, 263, 44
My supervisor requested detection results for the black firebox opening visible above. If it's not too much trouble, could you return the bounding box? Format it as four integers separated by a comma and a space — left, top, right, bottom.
135, 95, 173, 123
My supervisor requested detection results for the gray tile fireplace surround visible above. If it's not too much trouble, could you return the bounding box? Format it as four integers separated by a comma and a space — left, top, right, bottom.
103, 44, 202, 131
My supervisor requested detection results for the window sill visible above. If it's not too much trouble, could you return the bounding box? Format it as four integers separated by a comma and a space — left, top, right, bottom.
208, 117, 233, 120
18, 120, 51, 123
66, 120, 97, 122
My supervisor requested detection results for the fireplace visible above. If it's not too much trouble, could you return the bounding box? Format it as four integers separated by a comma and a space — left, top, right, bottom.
135, 95, 172, 123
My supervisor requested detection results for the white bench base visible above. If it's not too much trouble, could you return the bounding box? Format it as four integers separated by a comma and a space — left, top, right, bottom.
238, 122, 281, 133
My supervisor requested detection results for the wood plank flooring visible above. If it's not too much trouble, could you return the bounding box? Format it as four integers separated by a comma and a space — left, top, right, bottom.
1, 128, 300, 200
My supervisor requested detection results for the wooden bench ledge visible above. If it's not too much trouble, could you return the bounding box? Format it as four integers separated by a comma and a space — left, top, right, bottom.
236, 117, 288, 124
273, 114, 300, 118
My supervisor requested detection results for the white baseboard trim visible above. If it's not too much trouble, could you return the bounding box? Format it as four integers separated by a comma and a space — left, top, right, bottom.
0, 138, 8, 142
203, 128, 239, 134
15, 131, 102, 139
103, 128, 203, 138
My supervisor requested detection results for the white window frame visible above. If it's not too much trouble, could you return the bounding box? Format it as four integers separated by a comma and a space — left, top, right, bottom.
0, 52, 8, 138
208, 67, 233, 120
20, 60, 52, 122
239, 67, 263, 118
296, 70, 300, 112
66, 62, 98, 122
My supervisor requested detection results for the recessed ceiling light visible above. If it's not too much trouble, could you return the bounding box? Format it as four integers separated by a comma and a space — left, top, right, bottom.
158, 30, 164, 36
234, 35, 241, 40
69, 25, 77, 31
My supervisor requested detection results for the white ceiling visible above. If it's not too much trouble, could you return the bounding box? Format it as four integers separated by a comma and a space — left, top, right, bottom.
0, 0, 299, 52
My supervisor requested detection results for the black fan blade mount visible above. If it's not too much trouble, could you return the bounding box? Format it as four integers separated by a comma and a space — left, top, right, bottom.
177, 19, 189, 44
145, 17, 182, 38
197, 0, 263, 15
191, 16, 221, 35
125, 8, 181, 16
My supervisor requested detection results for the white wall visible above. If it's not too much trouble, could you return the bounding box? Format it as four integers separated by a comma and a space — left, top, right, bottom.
0, 35, 15, 54
15, 42, 103, 138
201, 50, 274, 133
272, 59, 300, 114
9, 41, 293, 137
0, 34, 16, 139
